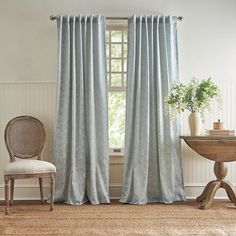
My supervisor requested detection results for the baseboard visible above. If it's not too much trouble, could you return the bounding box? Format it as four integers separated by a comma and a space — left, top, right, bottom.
0, 185, 51, 201
0, 185, 122, 200
110, 185, 234, 199
0, 184, 234, 200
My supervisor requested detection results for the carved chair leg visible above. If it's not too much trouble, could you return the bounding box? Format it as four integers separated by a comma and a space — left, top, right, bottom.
10, 179, 14, 206
50, 173, 55, 211
5, 177, 10, 215
39, 178, 44, 204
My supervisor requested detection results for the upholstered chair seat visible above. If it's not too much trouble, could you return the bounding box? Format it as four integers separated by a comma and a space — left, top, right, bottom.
4, 160, 56, 175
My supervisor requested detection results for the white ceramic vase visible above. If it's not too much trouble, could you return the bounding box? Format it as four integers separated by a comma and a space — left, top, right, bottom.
188, 112, 202, 136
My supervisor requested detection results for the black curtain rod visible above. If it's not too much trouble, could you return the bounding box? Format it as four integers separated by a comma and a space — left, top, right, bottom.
49, 15, 184, 21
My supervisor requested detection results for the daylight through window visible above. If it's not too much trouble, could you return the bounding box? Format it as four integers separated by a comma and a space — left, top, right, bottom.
106, 26, 127, 151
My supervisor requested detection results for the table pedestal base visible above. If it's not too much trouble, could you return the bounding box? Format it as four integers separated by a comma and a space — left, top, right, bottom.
196, 162, 236, 210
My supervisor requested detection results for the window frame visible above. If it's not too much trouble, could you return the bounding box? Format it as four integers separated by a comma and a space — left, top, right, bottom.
106, 23, 127, 153
106, 23, 127, 92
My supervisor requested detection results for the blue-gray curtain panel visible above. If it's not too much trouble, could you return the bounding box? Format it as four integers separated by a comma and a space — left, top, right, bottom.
120, 15, 186, 204
54, 15, 110, 205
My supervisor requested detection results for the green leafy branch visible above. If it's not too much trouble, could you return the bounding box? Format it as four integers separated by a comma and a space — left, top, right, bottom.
165, 77, 221, 120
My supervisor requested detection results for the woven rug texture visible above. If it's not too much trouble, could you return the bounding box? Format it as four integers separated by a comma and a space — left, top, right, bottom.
0, 200, 236, 236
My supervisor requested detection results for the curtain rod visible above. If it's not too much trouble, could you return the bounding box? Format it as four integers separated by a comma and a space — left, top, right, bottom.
49, 15, 184, 21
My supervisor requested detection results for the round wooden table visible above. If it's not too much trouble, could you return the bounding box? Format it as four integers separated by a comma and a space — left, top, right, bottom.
180, 135, 236, 210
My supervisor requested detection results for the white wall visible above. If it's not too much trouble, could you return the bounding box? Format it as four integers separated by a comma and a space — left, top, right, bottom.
0, 0, 236, 200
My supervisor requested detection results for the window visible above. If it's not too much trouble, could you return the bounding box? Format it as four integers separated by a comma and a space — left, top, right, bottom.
106, 25, 127, 152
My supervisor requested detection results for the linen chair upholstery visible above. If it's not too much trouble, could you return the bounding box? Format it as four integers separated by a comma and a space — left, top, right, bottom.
4, 116, 56, 215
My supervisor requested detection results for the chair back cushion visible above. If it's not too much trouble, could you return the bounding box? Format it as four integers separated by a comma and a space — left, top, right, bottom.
5, 116, 46, 160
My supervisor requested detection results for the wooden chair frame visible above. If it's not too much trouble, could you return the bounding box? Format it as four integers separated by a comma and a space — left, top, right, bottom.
4, 116, 55, 215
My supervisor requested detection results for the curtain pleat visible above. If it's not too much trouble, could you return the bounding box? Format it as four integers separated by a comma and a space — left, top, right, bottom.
54, 15, 110, 205
120, 15, 186, 204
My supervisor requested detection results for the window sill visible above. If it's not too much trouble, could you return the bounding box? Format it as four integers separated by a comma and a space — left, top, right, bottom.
109, 152, 124, 157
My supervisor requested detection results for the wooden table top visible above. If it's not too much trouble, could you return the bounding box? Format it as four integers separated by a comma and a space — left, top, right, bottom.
180, 135, 236, 140
180, 135, 236, 162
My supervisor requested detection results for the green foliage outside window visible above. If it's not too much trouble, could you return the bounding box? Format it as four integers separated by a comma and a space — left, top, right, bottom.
107, 29, 127, 150
108, 92, 126, 148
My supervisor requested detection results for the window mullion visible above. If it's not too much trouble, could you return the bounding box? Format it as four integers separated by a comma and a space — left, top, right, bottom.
121, 31, 124, 87
109, 30, 112, 90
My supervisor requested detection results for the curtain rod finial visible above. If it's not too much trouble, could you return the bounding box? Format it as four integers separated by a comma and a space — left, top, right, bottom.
50, 15, 56, 21
177, 16, 184, 21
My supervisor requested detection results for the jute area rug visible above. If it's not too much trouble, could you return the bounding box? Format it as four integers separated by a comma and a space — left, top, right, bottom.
0, 200, 236, 236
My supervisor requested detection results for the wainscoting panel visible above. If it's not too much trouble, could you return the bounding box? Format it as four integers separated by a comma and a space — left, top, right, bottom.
180, 82, 236, 191
0, 81, 56, 190
0, 81, 235, 200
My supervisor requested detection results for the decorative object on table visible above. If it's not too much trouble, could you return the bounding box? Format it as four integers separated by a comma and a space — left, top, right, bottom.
206, 129, 235, 136
165, 77, 221, 136
205, 119, 235, 136
188, 112, 202, 136
213, 119, 224, 130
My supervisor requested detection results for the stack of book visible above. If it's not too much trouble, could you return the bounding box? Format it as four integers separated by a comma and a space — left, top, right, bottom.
206, 129, 235, 136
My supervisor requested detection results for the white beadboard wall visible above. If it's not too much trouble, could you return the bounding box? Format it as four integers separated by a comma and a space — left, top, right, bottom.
0, 81, 236, 200
0, 82, 56, 200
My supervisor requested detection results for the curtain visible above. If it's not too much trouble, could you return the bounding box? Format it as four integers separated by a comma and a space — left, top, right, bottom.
120, 15, 186, 204
54, 15, 110, 205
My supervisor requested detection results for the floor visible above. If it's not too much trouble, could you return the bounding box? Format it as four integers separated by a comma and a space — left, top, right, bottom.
0, 200, 236, 235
